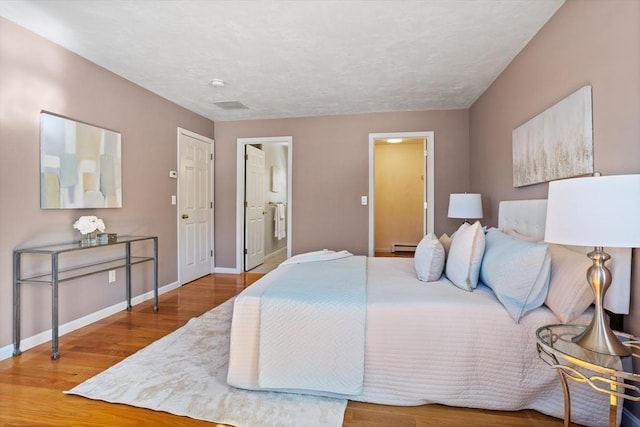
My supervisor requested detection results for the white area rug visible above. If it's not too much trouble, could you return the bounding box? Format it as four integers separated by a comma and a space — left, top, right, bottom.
65, 299, 347, 427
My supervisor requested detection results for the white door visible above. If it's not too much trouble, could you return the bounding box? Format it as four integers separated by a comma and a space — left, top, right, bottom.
178, 130, 213, 283
245, 145, 266, 271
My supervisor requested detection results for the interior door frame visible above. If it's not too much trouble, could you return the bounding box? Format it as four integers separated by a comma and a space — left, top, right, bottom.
368, 131, 434, 257
236, 136, 292, 272
177, 127, 215, 284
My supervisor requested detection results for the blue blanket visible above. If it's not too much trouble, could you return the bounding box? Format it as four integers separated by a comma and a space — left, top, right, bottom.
258, 255, 367, 396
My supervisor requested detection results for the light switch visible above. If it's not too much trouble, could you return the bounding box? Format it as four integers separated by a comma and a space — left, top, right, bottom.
171, 195, 177, 205
361, 196, 368, 206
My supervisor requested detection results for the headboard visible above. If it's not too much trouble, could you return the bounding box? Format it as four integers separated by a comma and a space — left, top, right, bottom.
498, 199, 631, 315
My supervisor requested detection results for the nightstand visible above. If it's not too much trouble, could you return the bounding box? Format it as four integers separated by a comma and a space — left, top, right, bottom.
536, 324, 639, 427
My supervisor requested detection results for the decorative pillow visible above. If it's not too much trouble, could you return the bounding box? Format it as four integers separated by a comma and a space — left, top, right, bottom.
438, 233, 452, 256
414, 233, 445, 282
445, 221, 485, 291
479, 228, 551, 322
545, 244, 593, 323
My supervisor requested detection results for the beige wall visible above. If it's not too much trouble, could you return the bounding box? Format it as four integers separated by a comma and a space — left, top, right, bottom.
469, 0, 639, 416
374, 141, 424, 252
0, 18, 214, 350
214, 110, 469, 268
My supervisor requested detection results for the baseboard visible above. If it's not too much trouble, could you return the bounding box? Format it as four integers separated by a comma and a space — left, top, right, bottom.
623, 407, 640, 427
391, 243, 417, 253
214, 266, 240, 274
0, 281, 180, 361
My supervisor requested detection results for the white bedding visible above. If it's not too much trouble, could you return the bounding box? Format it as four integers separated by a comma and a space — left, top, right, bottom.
227, 257, 611, 427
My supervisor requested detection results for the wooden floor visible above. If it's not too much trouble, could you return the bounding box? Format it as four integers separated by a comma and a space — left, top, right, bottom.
0, 273, 572, 426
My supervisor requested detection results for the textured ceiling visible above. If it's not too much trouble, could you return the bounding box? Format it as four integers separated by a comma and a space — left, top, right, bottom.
0, 0, 564, 122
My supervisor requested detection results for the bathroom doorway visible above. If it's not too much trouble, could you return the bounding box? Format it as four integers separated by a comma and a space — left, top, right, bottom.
236, 136, 292, 273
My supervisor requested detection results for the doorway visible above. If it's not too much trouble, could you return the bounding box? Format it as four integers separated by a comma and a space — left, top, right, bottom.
368, 131, 434, 257
236, 136, 292, 272
177, 128, 214, 284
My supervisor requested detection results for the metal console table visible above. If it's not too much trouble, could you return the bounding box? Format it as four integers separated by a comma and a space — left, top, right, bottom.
536, 324, 640, 427
13, 236, 158, 359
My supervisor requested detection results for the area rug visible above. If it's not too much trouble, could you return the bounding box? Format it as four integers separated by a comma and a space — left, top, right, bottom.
64, 298, 347, 427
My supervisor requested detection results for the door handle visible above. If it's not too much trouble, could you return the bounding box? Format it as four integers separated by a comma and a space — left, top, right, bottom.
182, 214, 189, 219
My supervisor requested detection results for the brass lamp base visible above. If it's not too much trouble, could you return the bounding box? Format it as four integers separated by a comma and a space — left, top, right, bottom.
572, 247, 631, 357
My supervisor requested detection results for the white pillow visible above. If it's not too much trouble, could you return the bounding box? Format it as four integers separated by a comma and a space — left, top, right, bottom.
545, 244, 594, 323
445, 221, 485, 291
480, 228, 551, 322
438, 233, 452, 256
414, 234, 445, 282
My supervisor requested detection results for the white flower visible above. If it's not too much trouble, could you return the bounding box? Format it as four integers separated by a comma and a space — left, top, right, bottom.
73, 216, 106, 235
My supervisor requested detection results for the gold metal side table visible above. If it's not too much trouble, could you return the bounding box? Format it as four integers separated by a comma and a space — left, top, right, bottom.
536, 324, 639, 427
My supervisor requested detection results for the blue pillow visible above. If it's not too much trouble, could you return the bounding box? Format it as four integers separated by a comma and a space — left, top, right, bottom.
480, 228, 551, 322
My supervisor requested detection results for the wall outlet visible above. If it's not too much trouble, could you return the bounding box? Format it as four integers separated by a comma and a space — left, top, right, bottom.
108, 270, 116, 283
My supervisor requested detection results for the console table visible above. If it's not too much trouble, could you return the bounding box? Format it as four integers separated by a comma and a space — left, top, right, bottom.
13, 236, 158, 359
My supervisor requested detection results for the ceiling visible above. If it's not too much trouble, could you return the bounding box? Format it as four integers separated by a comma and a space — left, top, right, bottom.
0, 0, 565, 122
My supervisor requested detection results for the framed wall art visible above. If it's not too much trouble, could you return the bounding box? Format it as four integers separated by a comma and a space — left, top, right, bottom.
40, 112, 122, 208
512, 85, 593, 187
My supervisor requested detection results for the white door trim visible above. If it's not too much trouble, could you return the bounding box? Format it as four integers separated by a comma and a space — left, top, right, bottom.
236, 136, 292, 272
368, 131, 434, 257
177, 127, 214, 284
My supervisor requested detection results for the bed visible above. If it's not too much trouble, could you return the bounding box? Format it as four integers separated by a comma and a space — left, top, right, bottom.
226, 200, 632, 427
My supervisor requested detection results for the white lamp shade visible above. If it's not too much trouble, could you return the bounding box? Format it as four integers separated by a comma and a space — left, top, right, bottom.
544, 174, 640, 247
448, 193, 483, 219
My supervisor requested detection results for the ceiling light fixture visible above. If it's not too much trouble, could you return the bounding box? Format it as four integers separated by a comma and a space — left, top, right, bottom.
387, 138, 403, 143
209, 79, 225, 88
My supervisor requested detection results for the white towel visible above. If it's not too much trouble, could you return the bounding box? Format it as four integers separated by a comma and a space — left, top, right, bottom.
274, 203, 286, 240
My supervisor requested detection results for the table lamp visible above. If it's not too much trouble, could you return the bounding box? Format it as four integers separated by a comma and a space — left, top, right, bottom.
544, 173, 640, 356
448, 193, 483, 223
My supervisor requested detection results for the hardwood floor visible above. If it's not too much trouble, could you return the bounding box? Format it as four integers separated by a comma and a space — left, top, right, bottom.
0, 273, 571, 426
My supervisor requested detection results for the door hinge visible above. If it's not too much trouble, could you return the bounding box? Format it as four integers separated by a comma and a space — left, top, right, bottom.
210, 201, 213, 208
424, 150, 428, 156
245, 154, 248, 161
211, 250, 213, 257
244, 248, 248, 255
244, 201, 248, 208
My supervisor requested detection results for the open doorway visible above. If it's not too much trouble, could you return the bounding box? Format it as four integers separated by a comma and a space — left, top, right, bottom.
236, 136, 292, 273
368, 131, 434, 257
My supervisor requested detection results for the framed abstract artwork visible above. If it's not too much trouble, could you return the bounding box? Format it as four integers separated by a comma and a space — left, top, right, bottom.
40, 112, 122, 208
512, 85, 593, 187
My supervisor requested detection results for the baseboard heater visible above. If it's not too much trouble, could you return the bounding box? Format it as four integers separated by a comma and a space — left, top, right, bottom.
391, 243, 417, 253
